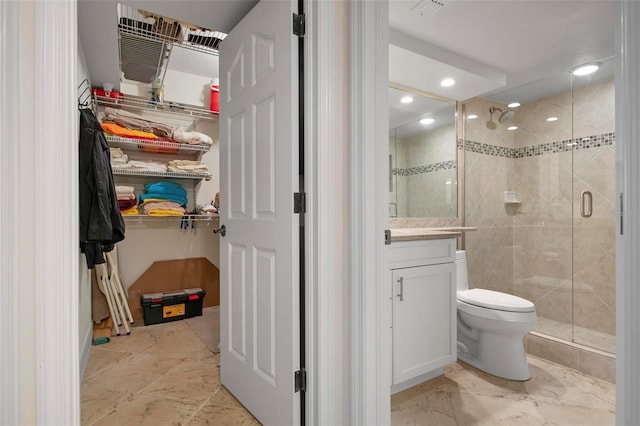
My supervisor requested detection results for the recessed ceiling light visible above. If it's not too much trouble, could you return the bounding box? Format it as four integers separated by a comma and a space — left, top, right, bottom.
507, 102, 521, 108
420, 118, 435, 125
440, 78, 455, 87
572, 63, 600, 76
400, 96, 414, 104
546, 117, 558, 122
467, 114, 478, 120
507, 126, 518, 131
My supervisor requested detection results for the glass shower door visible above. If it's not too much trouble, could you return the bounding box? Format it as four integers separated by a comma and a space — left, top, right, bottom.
571, 57, 616, 353
510, 72, 575, 344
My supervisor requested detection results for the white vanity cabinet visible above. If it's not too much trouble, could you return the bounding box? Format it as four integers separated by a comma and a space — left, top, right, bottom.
389, 236, 457, 393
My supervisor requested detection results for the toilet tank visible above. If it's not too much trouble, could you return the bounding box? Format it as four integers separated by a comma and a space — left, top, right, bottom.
456, 250, 469, 291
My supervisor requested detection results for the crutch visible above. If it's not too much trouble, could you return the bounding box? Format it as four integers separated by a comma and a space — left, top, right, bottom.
106, 248, 134, 325
105, 268, 130, 335
95, 263, 120, 336
103, 253, 130, 335
100, 262, 124, 328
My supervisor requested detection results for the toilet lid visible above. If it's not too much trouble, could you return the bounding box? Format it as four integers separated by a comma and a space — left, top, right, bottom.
457, 288, 535, 313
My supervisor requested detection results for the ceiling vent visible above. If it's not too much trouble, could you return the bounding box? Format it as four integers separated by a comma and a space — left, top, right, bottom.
117, 4, 226, 84
410, 0, 449, 16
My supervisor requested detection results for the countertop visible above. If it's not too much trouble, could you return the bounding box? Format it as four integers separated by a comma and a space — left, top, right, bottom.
390, 228, 461, 242
391, 226, 478, 242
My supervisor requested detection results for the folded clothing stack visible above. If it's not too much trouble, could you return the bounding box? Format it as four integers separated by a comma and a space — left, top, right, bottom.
116, 185, 138, 215
139, 181, 187, 216
103, 107, 174, 138
100, 107, 213, 146
101, 122, 159, 140
167, 159, 208, 173
110, 147, 128, 167
111, 160, 168, 172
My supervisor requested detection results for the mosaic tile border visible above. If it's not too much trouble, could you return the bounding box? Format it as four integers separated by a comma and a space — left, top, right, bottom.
465, 140, 513, 158
392, 159, 456, 176
515, 132, 615, 158
463, 132, 615, 158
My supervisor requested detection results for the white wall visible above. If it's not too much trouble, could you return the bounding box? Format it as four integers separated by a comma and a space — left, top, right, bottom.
117, 225, 220, 287
120, 64, 219, 111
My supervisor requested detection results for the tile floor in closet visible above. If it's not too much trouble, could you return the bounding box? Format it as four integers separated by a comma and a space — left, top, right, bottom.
82, 309, 615, 425
81, 306, 259, 425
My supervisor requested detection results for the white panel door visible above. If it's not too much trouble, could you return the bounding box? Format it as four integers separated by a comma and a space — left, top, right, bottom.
219, 0, 300, 424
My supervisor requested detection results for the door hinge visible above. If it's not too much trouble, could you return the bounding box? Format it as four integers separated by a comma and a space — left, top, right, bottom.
620, 192, 624, 235
293, 13, 305, 37
294, 192, 306, 214
294, 369, 307, 393
385, 229, 391, 245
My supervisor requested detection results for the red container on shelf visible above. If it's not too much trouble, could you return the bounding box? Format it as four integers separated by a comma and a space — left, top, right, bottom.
210, 78, 219, 113
92, 87, 124, 99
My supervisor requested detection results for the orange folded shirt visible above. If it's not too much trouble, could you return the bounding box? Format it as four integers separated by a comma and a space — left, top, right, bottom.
100, 122, 158, 140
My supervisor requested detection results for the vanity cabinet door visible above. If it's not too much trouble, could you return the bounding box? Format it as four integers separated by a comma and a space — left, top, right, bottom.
392, 263, 456, 385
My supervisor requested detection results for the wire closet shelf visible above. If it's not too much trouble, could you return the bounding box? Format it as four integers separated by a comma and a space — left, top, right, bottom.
105, 135, 210, 154
122, 213, 219, 222
112, 168, 212, 181
117, 4, 227, 57
94, 93, 217, 123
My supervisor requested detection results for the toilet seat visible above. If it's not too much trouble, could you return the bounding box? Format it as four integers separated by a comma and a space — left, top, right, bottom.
457, 288, 535, 313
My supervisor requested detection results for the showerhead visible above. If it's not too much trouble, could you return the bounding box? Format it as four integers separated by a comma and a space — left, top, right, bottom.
498, 109, 515, 123
487, 106, 515, 129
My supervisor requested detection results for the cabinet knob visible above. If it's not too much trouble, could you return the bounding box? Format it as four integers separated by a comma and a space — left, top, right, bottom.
213, 224, 226, 237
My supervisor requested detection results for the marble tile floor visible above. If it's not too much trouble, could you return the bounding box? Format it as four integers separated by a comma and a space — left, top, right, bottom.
81, 312, 259, 425
83, 312, 615, 425
391, 356, 615, 426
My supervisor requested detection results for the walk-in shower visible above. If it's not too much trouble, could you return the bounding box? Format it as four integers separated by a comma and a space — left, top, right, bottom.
463, 56, 616, 357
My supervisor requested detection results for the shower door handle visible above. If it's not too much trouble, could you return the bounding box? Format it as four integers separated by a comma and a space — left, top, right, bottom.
581, 191, 593, 218
397, 277, 404, 302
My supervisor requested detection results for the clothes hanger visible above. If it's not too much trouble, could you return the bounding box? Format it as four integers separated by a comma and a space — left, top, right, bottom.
77, 78, 92, 110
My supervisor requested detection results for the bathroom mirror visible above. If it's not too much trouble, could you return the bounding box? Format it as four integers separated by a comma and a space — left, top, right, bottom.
389, 85, 458, 218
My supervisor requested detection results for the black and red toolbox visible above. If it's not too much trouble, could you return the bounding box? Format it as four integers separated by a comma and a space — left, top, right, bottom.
140, 288, 206, 326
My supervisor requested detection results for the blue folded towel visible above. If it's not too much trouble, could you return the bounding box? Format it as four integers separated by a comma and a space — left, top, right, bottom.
144, 181, 187, 198
145, 181, 183, 190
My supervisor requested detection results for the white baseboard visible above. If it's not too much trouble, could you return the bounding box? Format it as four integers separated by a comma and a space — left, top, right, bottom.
80, 324, 93, 380
390, 367, 445, 395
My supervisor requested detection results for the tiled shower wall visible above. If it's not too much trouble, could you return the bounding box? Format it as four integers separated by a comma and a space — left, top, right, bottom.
463, 97, 515, 294
393, 125, 457, 218
463, 78, 615, 343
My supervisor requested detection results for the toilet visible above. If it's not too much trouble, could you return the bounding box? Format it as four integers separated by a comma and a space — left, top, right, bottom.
455, 250, 537, 380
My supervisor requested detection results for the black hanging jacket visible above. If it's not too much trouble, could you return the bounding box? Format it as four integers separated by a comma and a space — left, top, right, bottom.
79, 108, 125, 268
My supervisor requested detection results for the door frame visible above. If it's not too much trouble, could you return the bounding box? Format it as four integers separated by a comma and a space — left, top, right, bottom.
1, 0, 81, 424
304, 0, 390, 423
348, 1, 390, 424
615, 2, 640, 424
